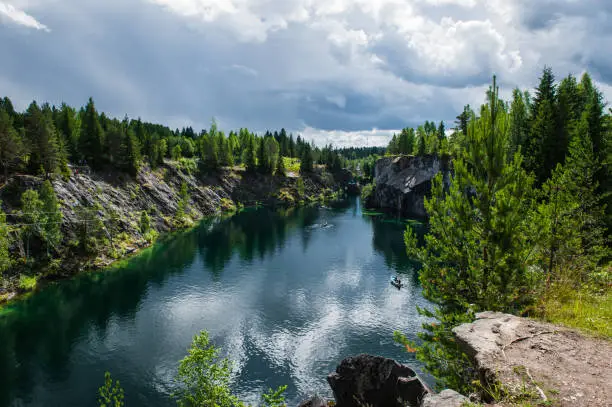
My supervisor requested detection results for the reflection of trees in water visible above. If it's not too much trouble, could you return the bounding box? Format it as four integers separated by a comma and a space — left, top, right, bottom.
0, 230, 201, 406
0, 204, 347, 406
368, 216, 426, 281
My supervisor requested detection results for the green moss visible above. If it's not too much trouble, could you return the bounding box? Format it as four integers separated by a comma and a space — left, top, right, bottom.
219, 198, 237, 213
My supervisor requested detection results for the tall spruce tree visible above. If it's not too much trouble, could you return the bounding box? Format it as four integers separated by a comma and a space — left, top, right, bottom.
244, 135, 257, 173
25, 102, 61, 175
79, 98, 105, 169
508, 88, 531, 157
535, 109, 609, 284
300, 143, 314, 173
526, 67, 558, 184
0, 108, 23, 180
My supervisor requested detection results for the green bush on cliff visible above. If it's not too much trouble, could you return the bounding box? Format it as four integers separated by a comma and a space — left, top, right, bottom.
360, 182, 374, 203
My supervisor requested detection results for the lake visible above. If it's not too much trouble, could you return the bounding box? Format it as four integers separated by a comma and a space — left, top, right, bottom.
0, 197, 433, 407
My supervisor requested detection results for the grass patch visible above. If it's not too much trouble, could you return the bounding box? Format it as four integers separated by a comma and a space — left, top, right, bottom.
538, 283, 611, 338
283, 157, 300, 173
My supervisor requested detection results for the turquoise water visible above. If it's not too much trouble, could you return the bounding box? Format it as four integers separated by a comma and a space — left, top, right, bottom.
0, 197, 432, 406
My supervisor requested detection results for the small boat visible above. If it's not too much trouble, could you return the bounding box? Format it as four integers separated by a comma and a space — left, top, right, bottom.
390, 276, 403, 288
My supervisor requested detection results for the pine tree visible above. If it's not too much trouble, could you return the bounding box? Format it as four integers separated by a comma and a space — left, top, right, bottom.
535, 111, 609, 284
106, 122, 124, 164
119, 128, 141, 176
201, 134, 219, 170
0, 108, 23, 180
40, 180, 62, 256
525, 67, 558, 184
79, 98, 105, 169
55, 103, 80, 161
0, 201, 10, 274
244, 135, 257, 173
405, 76, 535, 314
264, 136, 280, 175
387, 134, 399, 154
300, 143, 314, 173
25, 102, 61, 175
416, 131, 426, 155
257, 137, 267, 173
508, 89, 531, 158
276, 153, 286, 176
437, 121, 445, 144
288, 134, 296, 158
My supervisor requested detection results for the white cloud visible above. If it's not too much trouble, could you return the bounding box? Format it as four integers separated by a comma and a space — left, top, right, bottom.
300, 127, 399, 147
0, 1, 49, 31
1, 0, 611, 146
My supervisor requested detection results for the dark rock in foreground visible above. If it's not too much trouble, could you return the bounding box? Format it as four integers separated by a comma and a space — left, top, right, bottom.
326, 354, 430, 407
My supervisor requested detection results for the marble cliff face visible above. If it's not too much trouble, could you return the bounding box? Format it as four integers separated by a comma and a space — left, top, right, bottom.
366, 155, 451, 218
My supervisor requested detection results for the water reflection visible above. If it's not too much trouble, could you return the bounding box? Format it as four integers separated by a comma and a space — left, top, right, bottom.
0, 199, 432, 407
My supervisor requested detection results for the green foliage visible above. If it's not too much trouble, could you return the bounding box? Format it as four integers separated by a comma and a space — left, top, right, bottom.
75, 205, 106, 255
18, 274, 38, 290
538, 282, 611, 338
243, 135, 257, 173
175, 181, 190, 225
283, 157, 300, 173
406, 76, 536, 314
173, 330, 243, 407
0, 202, 11, 274
300, 143, 313, 173
401, 77, 538, 393
0, 108, 24, 180
25, 102, 62, 175
261, 385, 288, 407
79, 97, 105, 170
360, 182, 375, 203
20, 189, 43, 258
171, 144, 182, 160
139, 210, 151, 234
98, 372, 125, 407
296, 177, 305, 199
276, 154, 286, 176
39, 180, 63, 256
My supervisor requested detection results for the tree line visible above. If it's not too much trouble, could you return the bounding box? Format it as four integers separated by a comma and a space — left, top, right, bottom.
0, 96, 351, 181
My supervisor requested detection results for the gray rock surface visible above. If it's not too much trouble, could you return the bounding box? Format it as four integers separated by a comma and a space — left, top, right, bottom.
367, 155, 450, 218
421, 389, 468, 407
327, 354, 429, 407
453, 311, 612, 406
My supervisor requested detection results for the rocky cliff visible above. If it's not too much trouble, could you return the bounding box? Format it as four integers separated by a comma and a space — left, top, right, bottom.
0, 162, 340, 300
454, 312, 612, 406
366, 155, 450, 218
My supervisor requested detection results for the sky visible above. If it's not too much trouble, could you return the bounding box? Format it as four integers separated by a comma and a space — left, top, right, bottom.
1, 0, 611, 147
